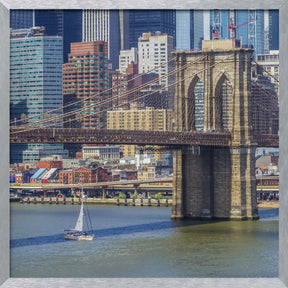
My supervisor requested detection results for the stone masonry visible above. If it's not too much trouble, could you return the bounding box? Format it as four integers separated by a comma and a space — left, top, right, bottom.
172, 40, 259, 220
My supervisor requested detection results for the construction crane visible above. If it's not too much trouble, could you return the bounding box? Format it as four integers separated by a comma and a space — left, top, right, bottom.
228, 17, 256, 48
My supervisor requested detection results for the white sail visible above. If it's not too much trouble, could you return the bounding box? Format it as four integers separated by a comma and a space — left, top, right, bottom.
74, 200, 84, 231
65, 187, 94, 240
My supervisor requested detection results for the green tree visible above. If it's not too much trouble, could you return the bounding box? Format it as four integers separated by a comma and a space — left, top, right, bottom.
154, 193, 164, 199
118, 193, 126, 199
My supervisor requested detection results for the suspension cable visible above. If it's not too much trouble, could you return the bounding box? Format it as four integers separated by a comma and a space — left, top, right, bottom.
10, 56, 178, 126
11, 54, 236, 134
12, 55, 206, 130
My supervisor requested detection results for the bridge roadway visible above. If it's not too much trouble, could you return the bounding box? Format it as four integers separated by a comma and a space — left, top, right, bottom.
9, 178, 173, 191
10, 128, 279, 147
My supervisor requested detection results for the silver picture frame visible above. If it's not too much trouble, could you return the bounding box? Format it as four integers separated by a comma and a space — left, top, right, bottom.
1, 0, 287, 287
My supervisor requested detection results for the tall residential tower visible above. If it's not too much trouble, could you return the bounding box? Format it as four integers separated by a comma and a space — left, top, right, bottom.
63, 41, 109, 129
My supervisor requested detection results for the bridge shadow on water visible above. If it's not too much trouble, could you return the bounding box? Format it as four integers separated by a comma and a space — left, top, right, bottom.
11, 211, 277, 249
10, 219, 216, 249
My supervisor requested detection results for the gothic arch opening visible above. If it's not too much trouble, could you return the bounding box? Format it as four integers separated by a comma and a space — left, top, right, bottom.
187, 76, 204, 131
214, 74, 233, 132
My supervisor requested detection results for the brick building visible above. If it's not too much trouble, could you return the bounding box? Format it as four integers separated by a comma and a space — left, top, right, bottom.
37, 160, 62, 170
59, 167, 108, 184
120, 170, 137, 180
63, 41, 109, 129
59, 170, 74, 184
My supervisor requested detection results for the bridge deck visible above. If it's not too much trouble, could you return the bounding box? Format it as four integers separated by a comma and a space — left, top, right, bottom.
10, 128, 279, 147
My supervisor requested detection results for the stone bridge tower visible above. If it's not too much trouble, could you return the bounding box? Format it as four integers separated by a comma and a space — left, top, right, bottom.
172, 40, 259, 220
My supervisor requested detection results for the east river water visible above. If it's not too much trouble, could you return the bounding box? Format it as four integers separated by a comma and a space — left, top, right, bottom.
10, 203, 279, 278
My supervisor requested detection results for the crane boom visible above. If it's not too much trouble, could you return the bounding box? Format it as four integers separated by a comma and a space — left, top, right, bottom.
228, 17, 256, 48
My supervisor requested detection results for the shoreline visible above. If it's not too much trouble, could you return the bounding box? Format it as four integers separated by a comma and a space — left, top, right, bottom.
257, 201, 279, 209
11, 197, 279, 209
12, 196, 172, 207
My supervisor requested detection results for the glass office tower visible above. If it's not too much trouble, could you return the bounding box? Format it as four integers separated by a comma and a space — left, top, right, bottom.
10, 10, 82, 63
269, 10, 279, 51
209, 9, 265, 55
176, 10, 204, 51
129, 10, 176, 48
10, 28, 68, 163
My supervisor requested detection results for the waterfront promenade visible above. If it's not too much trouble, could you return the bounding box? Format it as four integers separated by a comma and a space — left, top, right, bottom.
13, 196, 279, 209
16, 196, 172, 207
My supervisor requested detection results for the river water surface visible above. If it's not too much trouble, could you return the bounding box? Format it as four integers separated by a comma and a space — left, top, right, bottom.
10, 204, 278, 278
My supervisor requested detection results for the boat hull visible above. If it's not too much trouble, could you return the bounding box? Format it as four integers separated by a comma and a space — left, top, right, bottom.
65, 234, 94, 241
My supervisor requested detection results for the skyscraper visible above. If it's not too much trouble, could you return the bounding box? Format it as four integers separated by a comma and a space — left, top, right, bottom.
210, 9, 230, 40
34, 10, 63, 36
10, 10, 34, 29
10, 27, 68, 163
235, 10, 265, 55
63, 41, 109, 129
176, 10, 194, 50
209, 9, 265, 55
10, 10, 83, 63
129, 10, 176, 48
176, 10, 204, 51
138, 32, 174, 88
63, 10, 83, 63
269, 10, 279, 51
82, 10, 128, 69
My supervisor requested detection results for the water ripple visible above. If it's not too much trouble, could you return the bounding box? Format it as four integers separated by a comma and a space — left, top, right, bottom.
11, 220, 176, 248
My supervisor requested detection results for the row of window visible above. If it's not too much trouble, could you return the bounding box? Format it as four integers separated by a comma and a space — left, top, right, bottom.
70, 55, 108, 59
140, 43, 167, 47
11, 50, 62, 56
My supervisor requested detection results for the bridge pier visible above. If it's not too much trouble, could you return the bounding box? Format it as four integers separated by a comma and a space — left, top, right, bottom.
229, 146, 258, 220
172, 146, 258, 220
172, 149, 184, 219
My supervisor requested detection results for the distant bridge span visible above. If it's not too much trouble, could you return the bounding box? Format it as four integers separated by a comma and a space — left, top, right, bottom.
9, 178, 173, 191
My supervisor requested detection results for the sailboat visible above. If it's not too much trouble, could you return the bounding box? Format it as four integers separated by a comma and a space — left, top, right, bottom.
64, 187, 94, 240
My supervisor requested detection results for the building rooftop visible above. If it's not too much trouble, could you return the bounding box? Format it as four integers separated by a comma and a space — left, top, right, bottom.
31, 168, 47, 179
10, 26, 46, 38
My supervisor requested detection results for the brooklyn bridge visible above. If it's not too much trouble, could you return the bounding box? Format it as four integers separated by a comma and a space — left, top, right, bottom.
10, 40, 279, 221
